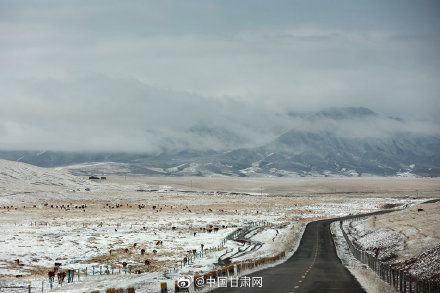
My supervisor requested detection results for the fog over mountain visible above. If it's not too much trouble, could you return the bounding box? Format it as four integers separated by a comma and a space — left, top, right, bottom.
1, 107, 439, 177
0, 1, 439, 176
0, 76, 438, 153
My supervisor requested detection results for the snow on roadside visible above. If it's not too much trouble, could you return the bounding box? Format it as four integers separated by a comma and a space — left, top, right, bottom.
341, 201, 440, 282
342, 219, 404, 261
330, 221, 396, 293
399, 244, 440, 281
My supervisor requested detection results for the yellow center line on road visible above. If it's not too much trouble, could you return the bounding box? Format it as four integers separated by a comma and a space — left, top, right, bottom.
289, 225, 320, 292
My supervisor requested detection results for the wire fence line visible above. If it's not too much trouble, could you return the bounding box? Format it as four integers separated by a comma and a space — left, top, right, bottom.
164, 220, 269, 275
35, 263, 141, 292
339, 219, 439, 293
29, 221, 269, 292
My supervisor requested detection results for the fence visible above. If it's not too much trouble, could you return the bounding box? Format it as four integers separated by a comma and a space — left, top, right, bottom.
164, 220, 269, 275
90, 287, 135, 293
172, 249, 287, 291
32, 221, 269, 292
164, 239, 227, 274
36, 263, 141, 292
339, 219, 440, 293
167, 220, 285, 291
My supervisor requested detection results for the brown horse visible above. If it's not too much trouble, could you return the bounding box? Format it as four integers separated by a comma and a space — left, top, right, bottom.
57, 271, 67, 284
48, 271, 55, 283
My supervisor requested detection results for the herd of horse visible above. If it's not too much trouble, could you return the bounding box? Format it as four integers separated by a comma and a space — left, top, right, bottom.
45, 222, 229, 284
47, 263, 69, 284
10, 202, 232, 284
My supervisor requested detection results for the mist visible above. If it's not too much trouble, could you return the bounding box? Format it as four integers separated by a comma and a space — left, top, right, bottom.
1, 0, 439, 152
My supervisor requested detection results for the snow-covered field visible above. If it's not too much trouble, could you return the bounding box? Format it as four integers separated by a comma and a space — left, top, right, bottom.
0, 159, 438, 292
330, 222, 397, 293
341, 201, 440, 282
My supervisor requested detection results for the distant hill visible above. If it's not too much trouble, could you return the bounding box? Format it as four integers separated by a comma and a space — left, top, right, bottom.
0, 159, 91, 194
1, 107, 439, 177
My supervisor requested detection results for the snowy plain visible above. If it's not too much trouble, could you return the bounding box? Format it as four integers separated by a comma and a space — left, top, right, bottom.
341, 201, 440, 283
0, 159, 438, 292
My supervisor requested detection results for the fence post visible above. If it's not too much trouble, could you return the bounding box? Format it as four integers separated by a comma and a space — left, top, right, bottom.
403, 272, 406, 293
393, 269, 396, 290
399, 270, 402, 292
385, 265, 390, 283
391, 267, 393, 286
160, 282, 167, 293
389, 266, 391, 285
393, 269, 396, 289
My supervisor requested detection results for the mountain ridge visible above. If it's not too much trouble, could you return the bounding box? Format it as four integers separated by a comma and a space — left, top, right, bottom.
0, 107, 439, 177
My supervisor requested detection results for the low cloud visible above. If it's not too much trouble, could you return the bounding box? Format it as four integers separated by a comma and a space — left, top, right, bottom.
0, 76, 438, 153
0, 1, 439, 152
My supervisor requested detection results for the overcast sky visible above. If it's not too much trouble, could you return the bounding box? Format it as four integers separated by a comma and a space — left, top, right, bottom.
0, 0, 439, 152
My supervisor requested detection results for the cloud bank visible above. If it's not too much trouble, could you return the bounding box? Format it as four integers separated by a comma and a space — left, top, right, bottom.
0, 0, 439, 152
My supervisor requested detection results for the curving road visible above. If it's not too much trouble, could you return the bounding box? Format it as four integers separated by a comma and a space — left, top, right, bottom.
212, 200, 440, 292
213, 219, 365, 293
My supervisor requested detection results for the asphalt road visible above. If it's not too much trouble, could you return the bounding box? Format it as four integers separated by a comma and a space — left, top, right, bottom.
212, 218, 365, 293
212, 200, 440, 293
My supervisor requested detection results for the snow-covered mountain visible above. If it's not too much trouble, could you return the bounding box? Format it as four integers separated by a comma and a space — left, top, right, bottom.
0, 107, 439, 177
0, 159, 91, 194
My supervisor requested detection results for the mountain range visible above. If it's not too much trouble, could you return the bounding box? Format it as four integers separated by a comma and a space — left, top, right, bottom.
0, 107, 439, 177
